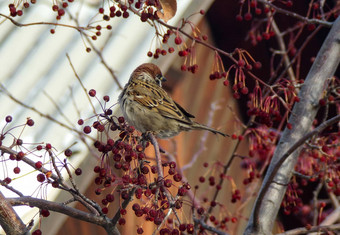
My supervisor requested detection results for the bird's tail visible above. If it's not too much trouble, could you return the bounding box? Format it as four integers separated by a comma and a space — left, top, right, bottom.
192, 123, 229, 137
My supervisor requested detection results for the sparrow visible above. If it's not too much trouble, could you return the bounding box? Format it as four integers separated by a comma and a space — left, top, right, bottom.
118, 63, 227, 138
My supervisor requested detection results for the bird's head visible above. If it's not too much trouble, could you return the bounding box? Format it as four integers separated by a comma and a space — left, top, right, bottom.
130, 63, 167, 87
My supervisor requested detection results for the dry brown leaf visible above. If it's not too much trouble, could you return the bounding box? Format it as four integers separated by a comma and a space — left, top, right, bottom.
157, 0, 177, 23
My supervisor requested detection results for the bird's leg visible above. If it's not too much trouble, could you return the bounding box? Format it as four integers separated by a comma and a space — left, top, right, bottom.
142, 132, 165, 153
141, 132, 150, 150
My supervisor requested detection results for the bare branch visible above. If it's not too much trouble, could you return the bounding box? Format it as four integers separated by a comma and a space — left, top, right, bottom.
257, 0, 333, 27
7, 196, 120, 234
0, 13, 93, 31
193, 218, 229, 235
0, 191, 28, 235
276, 223, 340, 235
246, 15, 340, 233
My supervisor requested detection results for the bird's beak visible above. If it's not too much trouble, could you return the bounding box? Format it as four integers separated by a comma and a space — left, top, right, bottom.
160, 76, 167, 82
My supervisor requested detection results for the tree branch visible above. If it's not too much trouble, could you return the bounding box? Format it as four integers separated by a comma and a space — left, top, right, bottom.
0, 191, 28, 235
245, 14, 340, 234
8, 196, 107, 226
276, 223, 340, 235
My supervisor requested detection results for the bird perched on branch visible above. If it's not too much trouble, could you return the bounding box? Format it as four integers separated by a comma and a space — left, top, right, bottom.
119, 63, 228, 138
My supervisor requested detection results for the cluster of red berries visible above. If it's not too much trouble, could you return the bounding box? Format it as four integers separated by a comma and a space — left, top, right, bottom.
139, 4, 160, 22
8, 3, 26, 17
147, 30, 176, 59
209, 71, 227, 80
282, 182, 304, 215
1, 114, 83, 194
240, 159, 257, 185
51, 0, 74, 20
79, 91, 201, 233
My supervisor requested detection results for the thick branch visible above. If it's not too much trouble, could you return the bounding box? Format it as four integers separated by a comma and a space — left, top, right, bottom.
245, 16, 340, 234
8, 196, 120, 235
8, 196, 107, 226
0, 191, 28, 235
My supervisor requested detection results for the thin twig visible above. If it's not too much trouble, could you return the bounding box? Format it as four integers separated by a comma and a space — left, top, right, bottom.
0, 13, 94, 30
193, 218, 229, 235
257, 0, 333, 27
66, 54, 97, 114
0, 83, 96, 142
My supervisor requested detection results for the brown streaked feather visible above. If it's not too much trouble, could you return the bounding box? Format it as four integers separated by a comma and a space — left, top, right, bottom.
128, 80, 193, 125
173, 101, 195, 118
119, 63, 228, 138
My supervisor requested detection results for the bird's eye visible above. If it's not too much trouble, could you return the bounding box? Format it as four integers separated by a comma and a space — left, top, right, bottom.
155, 74, 164, 87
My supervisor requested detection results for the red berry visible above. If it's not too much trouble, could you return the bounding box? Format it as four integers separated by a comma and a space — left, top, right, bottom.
238, 59, 245, 67
244, 12, 252, 21
64, 149, 72, 157
26, 118, 34, 126
254, 61, 262, 69
102, 207, 108, 214
173, 173, 182, 182
35, 161, 42, 169
307, 24, 316, 31
89, 89, 96, 97
287, 123, 293, 129
250, 0, 257, 8
13, 167, 21, 174
83, 126, 92, 134
32, 229, 42, 235
286, 0, 293, 7
5, 115, 12, 123
4, 177, 11, 184
37, 173, 45, 182
41, 209, 50, 217
174, 36, 182, 45
45, 143, 52, 150
180, 65, 187, 71
58, 9, 65, 16
235, 14, 243, 21
75, 168, 82, 175
123, 11, 129, 18
118, 218, 126, 225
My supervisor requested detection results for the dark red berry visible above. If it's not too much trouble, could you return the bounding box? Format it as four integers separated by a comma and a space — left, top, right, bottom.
89, 89, 96, 97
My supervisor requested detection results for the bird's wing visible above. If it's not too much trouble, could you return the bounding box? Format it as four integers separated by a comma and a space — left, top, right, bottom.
130, 82, 194, 124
